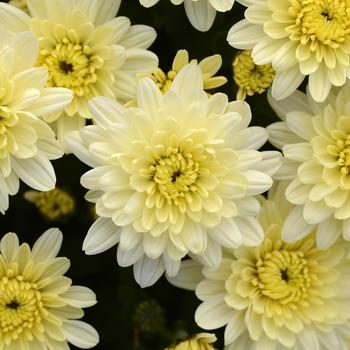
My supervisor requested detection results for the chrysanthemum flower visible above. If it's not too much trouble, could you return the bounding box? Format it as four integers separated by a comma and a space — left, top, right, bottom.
268, 82, 350, 248
139, 0, 235, 32
66, 63, 280, 287
0, 30, 72, 214
0, 228, 99, 349
227, 0, 350, 102
0, 0, 158, 150
24, 187, 75, 221
165, 333, 217, 350
169, 183, 350, 349
143, 49, 227, 94
233, 50, 275, 100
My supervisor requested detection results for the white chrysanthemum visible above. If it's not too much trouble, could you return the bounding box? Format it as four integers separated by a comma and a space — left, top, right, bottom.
0, 228, 99, 349
268, 82, 350, 249
139, 0, 236, 32
142, 49, 227, 94
66, 63, 281, 287
169, 183, 350, 350
227, 0, 350, 102
0, 0, 158, 150
0, 30, 72, 214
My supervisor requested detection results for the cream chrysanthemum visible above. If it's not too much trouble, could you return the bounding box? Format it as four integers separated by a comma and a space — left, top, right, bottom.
268, 82, 350, 248
0, 0, 158, 150
143, 49, 227, 94
139, 0, 236, 32
233, 50, 275, 100
0, 228, 99, 349
66, 63, 281, 287
227, 0, 350, 102
165, 333, 217, 350
169, 183, 350, 349
0, 30, 72, 214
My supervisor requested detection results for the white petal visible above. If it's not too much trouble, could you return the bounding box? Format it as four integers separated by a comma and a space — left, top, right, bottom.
166, 259, 202, 290
62, 320, 99, 349
195, 294, 234, 329
235, 216, 264, 246
282, 206, 314, 243
271, 66, 305, 100
61, 286, 97, 308
83, 218, 120, 255
0, 3, 30, 33
118, 24, 157, 49
137, 77, 163, 117
0, 232, 19, 262
31, 228, 63, 262
316, 217, 341, 249
267, 89, 312, 121
133, 256, 165, 288
184, 0, 216, 32
308, 65, 332, 102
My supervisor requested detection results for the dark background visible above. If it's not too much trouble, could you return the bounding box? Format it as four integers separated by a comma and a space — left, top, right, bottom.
0, 1, 281, 349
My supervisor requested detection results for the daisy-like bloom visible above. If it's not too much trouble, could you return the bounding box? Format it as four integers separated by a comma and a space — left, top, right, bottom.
165, 333, 217, 350
233, 50, 275, 100
24, 187, 75, 221
227, 0, 350, 102
139, 0, 235, 32
268, 82, 350, 249
0, 0, 158, 150
169, 183, 350, 349
0, 228, 99, 349
9, 0, 29, 13
66, 63, 281, 287
144, 49, 227, 94
0, 30, 72, 214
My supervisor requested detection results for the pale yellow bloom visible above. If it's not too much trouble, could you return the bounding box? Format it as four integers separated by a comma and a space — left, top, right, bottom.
66, 63, 281, 287
0, 29, 72, 214
227, 0, 350, 102
268, 82, 350, 248
0, 0, 158, 151
145, 49, 227, 94
0, 228, 99, 349
170, 183, 350, 349
24, 187, 75, 221
233, 50, 275, 100
165, 333, 217, 350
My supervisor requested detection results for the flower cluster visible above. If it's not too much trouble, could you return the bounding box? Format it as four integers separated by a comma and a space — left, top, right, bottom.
1, 0, 350, 349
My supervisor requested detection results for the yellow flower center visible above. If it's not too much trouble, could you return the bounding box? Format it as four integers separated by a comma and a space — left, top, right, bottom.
288, 0, 350, 48
0, 273, 44, 344
254, 239, 310, 303
37, 37, 98, 97
152, 68, 177, 93
329, 133, 350, 175
233, 50, 275, 100
150, 148, 200, 205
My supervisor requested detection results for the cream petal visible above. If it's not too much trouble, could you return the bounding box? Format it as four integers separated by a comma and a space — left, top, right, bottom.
208, 0, 234, 11
139, 0, 160, 7
0, 3, 30, 33
283, 143, 312, 162
303, 199, 333, 224
31, 228, 63, 262
122, 48, 158, 73
195, 294, 235, 329
62, 320, 99, 349
118, 24, 157, 49
286, 111, 316, 140
271, 66, 305, 100
11, 153, 56, 191
245, 3, 272, 24
0, 232, 19, 262
166, 259, 202, 290
235, 216, 264, 246
211, 218, 242, 248
116, 243, 144, 267
163, 251, 181, 277
308, 65, 332, 102
61, 286, 97, 308
137, 77, 163, 117
267, 121, 304, 149
227, 20, 266, 49
191, 236, 222, 268
133, 255, 165, 288
315, 217, 341, 249
184, 0, 216, 32
83, 218, 121, 255
282, 206, 314, 242
285, 178, 311, 205
143, 233, 168, 259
